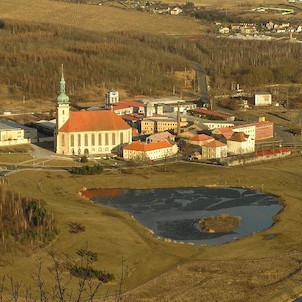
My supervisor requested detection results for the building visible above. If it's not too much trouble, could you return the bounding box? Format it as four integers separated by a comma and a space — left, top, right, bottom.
227, 132, 255, 155
254, 93, 272, 106
146, 131, 175, 143
140, 117, 187, 134
188, 134, 215, 147
55, 67, 132, 156
203, 121, 234, 130
123, 140, 178, 161
214, 119, 273, 141
0, 120, 37, 142
0, 121, 30, 146
170, 7, 182, 15
190, 108, 235, 121
201, 140, 227, 159
232, 124, 256, 140
105, 91, 119, 105
219, 27, 230, 34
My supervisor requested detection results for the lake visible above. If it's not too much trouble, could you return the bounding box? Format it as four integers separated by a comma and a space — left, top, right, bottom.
83, 187, 282, 245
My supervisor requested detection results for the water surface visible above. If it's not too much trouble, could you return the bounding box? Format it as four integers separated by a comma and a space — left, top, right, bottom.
85, 187, 282, 245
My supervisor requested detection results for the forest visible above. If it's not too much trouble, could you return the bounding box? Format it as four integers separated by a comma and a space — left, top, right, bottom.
1, 19, 302, 104
0, 181, 56, 254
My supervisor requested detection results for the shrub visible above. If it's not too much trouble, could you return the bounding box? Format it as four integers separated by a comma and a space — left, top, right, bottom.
69, 164, 103, 175
68, 222, 85, 233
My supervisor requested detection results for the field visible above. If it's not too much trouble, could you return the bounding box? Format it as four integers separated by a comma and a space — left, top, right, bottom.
0, 0, 203, 35
1, 155, 302, 300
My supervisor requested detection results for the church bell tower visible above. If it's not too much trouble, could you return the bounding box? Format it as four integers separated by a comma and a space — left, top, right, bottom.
56, 64, 70, 130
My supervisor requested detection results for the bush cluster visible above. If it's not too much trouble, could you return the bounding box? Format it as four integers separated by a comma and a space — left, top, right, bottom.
69, 164, 103, 175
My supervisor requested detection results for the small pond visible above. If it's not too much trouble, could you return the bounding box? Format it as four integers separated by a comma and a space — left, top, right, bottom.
83, 187, 282, 245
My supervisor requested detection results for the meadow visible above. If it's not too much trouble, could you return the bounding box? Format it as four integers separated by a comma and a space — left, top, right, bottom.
0, 155, 302, 300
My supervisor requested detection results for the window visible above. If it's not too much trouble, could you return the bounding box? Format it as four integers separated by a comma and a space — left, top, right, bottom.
85, 134, 88, 146
91, 133, 95, 146
112, 133, 116, 145
71, 134, 74, 147
61, 134, 65, 146
105, 133, 109, 145
78, 134, 81, 146
120, 132, 124, 144
98, 133, 102, 145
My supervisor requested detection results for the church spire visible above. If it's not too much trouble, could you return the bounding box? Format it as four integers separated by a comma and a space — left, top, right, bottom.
60, 64, 66, 94
57, 64, 69, 104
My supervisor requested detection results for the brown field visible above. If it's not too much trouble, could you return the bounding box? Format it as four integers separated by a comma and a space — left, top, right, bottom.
0, 0, 203, 35
1, 155, 302, 301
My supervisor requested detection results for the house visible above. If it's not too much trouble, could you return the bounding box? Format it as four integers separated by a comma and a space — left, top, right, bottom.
188, 134, 214, 147
227, 132, 255, 155
190, 108, 235, 121
0, 120, 37, 142
170, 7, 182, 15
201, 139, 227, 159
105, 91, 119, 105
140, 116, 187, 134
55, 67, 132, 156
219, 27, 230, 34
254, 93, 272, 106
146, 131, 175, 143
211, 127, 234, 140
0, 121, 31, 146
240, 25, 257, 34
123, 139, 178, 161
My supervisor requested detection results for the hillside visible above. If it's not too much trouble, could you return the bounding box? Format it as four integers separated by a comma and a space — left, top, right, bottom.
0, 0, 202, 34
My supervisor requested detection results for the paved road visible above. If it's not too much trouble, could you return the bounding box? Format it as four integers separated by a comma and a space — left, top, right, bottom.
190, 60, 209, 101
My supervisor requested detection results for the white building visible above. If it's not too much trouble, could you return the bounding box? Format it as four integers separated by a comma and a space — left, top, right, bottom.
232, 124, 256, 140
201, 140, 227, 159
0, 121, 30, 146
254, 93, 272, 106
227, 132, 255, 155
105, 91, 119, 105
123, 140, 178, 161
170, 7, 182, 15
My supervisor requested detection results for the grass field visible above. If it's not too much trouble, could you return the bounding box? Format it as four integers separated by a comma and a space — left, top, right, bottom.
0, 0, 203, 35
1, 155, 302, 300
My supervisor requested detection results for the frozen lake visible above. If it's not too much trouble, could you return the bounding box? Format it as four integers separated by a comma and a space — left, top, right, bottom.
84, 187, 282, 245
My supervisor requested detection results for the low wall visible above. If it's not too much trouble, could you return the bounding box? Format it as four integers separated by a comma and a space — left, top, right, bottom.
0, 139, 30, 146
222, 151, 291, 166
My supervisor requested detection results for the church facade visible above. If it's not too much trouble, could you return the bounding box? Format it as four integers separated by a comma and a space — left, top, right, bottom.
55, 67, 132, 156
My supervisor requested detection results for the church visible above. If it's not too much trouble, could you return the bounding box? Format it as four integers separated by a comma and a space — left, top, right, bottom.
55, 67, 132, 156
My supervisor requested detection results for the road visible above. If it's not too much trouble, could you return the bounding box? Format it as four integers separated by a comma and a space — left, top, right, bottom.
189, 60, 209, 102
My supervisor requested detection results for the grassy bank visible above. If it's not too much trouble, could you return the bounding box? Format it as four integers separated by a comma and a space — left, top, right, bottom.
1, 155, 302, 300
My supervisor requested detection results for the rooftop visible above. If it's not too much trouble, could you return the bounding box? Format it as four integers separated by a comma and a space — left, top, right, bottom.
59, 111, 131, 132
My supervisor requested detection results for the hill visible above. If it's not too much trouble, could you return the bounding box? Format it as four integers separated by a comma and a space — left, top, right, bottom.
0, 0, 203, 34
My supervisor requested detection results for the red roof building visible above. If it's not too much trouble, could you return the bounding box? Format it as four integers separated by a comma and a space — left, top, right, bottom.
55, 71, 132, 156
188, 134, 215, 146
191, 108, 235, 121
123, 140, 178, 161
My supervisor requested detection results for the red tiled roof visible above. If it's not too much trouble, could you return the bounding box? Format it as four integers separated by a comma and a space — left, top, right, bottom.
59, 111, 131, 132
149, 131, 175, 140
203, 139, 226, 148
112, 103, 133, 111
190, 134, 214, 142
232, 121, 273, 129
192, 108, 234, 119
120, 100, 144, 108
124, 140, 171, 152
229, 132, 249, 142
121, 114, 144, 122
215, 127, 233, 139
